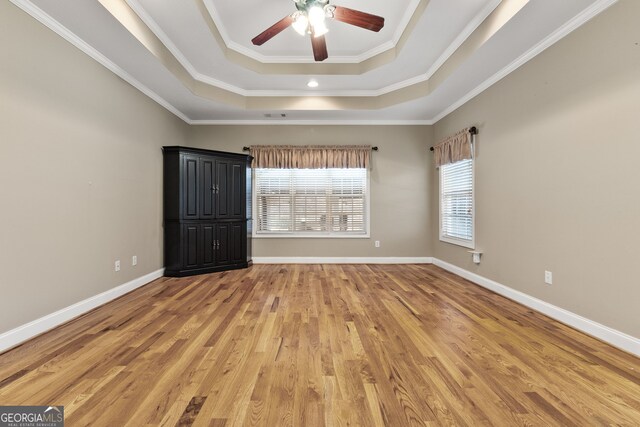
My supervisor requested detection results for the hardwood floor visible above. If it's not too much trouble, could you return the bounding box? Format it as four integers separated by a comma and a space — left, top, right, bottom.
0, 264, 638, 426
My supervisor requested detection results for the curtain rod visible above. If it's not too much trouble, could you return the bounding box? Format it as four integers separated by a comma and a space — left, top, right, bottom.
242, 146, 379, 151
429, 126, 477, 152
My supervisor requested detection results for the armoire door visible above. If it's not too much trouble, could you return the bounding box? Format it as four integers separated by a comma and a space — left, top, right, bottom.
229, 161, 245, 219
201, 224, 215, 268
229, 222, 245, 264
200, 157, 216, 219
215, 160, 245, 220
182, 154, 200, 220
182, 224, 200, 269
215, 160, 230, 218
215, 223, 231, 265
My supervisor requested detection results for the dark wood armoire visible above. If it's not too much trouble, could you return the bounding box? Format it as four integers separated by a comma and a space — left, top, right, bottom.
162, 146, 252, 277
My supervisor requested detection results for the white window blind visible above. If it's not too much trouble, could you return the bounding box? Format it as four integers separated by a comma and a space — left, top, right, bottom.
440, 158, 474, 247
255, 168, 368, 236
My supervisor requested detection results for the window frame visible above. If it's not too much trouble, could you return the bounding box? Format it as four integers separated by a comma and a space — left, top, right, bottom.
252, 168, 371, 239
439, 158, 475, 249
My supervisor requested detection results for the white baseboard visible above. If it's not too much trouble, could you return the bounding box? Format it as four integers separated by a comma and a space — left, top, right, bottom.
3, 260, 637, 358
0, 268, 165, 354
431, 258, 640, 357
253, 257, 434, 264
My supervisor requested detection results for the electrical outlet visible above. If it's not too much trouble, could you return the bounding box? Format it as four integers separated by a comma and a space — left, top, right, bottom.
132, 255, 137, 266
375, 240, 380, 248
544, 270, 552, 285
115, 260, 121, 272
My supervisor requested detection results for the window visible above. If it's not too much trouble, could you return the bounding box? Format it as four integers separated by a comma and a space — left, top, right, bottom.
440, 158, 474, 248
254, 168, 369, 237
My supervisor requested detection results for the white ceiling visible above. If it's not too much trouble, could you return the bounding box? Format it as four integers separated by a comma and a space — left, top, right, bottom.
12, 0, 617, 124
129, 0, 495, 91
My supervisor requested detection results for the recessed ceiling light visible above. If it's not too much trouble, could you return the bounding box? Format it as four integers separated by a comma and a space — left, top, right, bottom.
307, 79, 319, 88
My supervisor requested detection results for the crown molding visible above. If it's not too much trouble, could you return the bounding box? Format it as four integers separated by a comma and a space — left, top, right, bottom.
222, 40, 399, 65
10, 0, 619, 126
202, 0, 422, 64
197, 0, 619, 126
187, 119, 435, 126
366, 0, 502, 98
424, 0, 501, 81
8, 0, 191, 123
124, 0, 244, 96
431, 0, 620, 123
125, 0, 501, 98
122, 0, 408, 98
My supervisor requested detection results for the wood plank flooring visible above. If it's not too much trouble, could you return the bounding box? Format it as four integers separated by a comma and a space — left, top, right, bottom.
0, 264, 638, 426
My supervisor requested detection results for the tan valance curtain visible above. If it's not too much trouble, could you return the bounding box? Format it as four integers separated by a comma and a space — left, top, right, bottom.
433, 128, 472, 167
249, 145, 371, 169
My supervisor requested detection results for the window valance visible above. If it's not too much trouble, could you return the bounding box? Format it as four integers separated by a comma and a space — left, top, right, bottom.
433, 128, 472, 167
249, 145, 371, 169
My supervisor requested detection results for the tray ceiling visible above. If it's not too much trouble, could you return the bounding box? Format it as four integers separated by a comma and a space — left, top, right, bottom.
11, 0, 618, 123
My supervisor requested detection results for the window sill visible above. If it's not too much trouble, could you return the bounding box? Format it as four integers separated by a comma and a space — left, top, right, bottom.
439, 236, 475, 249
254, 233, 371, 239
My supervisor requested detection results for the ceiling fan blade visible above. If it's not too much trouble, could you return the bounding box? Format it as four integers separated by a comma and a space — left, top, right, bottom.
332, 6, 384, 32
311, 34, 328, 62
251, 15, 294, 46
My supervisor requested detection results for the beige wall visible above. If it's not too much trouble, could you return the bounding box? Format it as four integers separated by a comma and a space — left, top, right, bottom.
188, 125, 434, 258
431, 0, 640, 337
0, 2, 188, 333
4, 0, 638, 345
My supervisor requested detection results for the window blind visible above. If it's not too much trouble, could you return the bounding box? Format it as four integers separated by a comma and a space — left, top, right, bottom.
440, 159, 473, 243
255, 168, 367, 235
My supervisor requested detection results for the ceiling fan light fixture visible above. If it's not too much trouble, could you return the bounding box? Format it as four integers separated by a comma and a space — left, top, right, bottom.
292, 12, 309, 36
307, 5, 326, 28
252, 0, 384, 61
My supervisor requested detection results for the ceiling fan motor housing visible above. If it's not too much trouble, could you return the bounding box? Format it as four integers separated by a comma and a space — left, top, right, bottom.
294, 0, 330, 13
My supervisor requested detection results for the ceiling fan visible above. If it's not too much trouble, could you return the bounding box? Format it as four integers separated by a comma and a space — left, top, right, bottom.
251, 0, 385, 62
